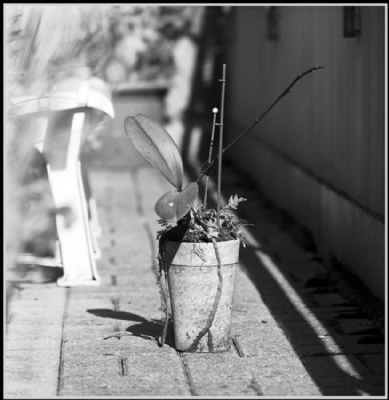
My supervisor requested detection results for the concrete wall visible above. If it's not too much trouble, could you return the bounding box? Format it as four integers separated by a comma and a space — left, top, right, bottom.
223, 6, 385, 299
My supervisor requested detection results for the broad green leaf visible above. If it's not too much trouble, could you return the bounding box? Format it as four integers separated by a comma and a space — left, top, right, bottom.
155, 182, 199, 222
154, 190, 178, 222
124, 114, 184, 190
174, 182, 198, 221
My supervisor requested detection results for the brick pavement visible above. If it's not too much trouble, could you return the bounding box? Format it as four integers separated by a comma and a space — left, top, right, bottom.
5, 162, 386, 397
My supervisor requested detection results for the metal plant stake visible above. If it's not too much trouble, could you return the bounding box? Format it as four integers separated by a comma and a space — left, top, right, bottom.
203, 107, 218, 209
217, 64, 227, 229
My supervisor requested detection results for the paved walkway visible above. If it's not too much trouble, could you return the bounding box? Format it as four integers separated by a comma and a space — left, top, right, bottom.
5, 157, 386, 397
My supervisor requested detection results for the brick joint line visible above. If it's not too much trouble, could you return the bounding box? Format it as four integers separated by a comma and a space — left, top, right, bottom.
111, 297, 120, 312
249, 376, 264, 396
119, 357, 129, 376
56, 288, 70, 396
179, 353, 197, 396
232, 336, 245, 357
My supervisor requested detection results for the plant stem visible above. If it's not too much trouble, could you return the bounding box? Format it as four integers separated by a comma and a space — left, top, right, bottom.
217, 64, 226, 229
204, 107, 218, 209
157, 240, 170, 347
196, 65, 324, 183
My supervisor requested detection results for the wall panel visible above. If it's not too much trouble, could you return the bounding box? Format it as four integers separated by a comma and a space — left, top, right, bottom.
224, 6, 385, 299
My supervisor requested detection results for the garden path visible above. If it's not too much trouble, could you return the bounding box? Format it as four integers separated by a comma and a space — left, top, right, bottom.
5, 163, 385, 397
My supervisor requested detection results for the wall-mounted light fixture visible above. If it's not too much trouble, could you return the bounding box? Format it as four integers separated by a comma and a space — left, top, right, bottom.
343, 6, 361, 37
266, 6, 279, 40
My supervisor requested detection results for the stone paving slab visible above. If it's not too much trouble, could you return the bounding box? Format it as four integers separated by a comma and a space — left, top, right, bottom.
5, 349, 61, 397
5, 283, 67, 397
60, 354, 191, 397
6, 323, 64, 351
182, 352, 259, 396
60, 341, 190, 397
248, 355, 322, 396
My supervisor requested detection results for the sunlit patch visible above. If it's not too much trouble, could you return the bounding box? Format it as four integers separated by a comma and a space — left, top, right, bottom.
242, 227, 345, 358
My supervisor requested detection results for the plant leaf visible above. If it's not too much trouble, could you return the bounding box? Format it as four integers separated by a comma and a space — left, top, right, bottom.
154, 190, 178, 222
154, 182, 199, 223
124, 114, 184, 190
174, 182, 198, 221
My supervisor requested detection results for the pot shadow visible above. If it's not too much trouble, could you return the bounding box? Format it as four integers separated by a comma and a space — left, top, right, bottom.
125, 320, 175, 348
87, 308, 175, 348
87, 308, 147, 323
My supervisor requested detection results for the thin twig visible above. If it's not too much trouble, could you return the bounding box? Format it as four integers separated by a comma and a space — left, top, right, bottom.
160, 266, 170, 347
102, 331, 158, 342
196, 65, 324, 183
157, 240, 170, 347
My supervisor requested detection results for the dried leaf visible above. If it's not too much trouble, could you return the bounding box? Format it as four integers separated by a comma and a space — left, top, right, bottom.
124, 114, 184, 190
226, 195, 247, 209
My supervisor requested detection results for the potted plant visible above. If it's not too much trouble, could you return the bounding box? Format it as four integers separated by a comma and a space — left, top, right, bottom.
124, 65, 323, 352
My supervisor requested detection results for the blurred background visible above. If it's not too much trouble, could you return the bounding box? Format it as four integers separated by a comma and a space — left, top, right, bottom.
4, 5, 385, 303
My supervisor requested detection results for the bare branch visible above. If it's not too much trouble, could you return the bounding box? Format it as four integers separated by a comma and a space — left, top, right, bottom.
196, 65, 324, 183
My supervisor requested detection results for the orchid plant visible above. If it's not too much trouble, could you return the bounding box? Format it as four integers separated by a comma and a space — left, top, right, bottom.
124, 64, 323, 347
124, 65, 323, 241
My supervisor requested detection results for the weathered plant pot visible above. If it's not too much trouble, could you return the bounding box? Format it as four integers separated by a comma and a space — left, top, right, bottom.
162, 239, 240, 352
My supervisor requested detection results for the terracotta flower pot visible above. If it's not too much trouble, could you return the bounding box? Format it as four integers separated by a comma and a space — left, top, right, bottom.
162, 239, 240, 352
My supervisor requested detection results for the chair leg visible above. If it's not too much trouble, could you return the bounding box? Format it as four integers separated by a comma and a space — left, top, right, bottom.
47, 161, 99, 287
80, 160, 102, 258
88, 197, 102, 260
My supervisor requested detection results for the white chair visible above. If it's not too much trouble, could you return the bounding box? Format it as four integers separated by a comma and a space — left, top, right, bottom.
13, 77, 115, 287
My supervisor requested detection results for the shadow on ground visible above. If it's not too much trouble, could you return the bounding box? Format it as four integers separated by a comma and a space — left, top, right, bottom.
87, 308, 175, 348
185, 155, 384, 396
